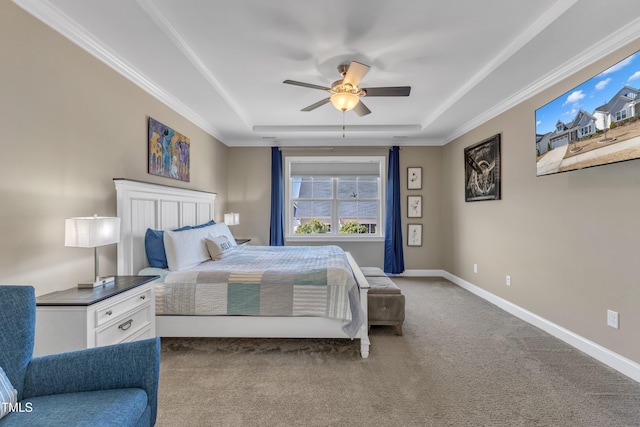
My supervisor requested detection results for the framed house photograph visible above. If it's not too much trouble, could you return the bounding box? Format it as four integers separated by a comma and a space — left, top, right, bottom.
407, 195, 422, 218
407, 224, 422, 247
535, 48, 640, 176
464, 133, 501, 202
407, 167, 422, 190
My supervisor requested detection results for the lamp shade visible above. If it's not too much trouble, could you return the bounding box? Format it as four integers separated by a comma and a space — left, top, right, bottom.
330, 92, 360, 111
224, 212, 240, 226
65, 216, 121, 248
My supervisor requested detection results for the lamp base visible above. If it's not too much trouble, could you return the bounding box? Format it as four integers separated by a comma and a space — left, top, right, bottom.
77, 276, 115, 289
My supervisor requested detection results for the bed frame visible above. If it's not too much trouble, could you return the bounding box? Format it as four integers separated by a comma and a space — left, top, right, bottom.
114, 179, 370, 358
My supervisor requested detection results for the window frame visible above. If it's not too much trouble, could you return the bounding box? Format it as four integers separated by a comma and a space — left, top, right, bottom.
284, 156, 386, 242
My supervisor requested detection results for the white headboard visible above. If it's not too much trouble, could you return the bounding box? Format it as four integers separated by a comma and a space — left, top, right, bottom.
114, 179, 216, 275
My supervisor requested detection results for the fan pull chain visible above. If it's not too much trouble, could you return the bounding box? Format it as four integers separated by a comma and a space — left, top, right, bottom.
342, 111, 346, 138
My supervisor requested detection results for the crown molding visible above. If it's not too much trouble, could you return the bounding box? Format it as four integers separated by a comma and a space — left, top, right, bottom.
444, 14, 640, 145
135, 0, 253, 130
422, 0, 579, 132
13, 0, 226, 143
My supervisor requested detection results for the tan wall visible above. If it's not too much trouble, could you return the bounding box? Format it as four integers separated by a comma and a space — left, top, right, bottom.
0, 3, 228, 296
400, 147, 443, 270
442, 40, 640, 364
226, 147, 272, 245
227, 146, 442, 269
5, 0, 637, 366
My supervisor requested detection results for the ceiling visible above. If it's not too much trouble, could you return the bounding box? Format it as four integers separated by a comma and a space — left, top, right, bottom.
14, 0, 640, 147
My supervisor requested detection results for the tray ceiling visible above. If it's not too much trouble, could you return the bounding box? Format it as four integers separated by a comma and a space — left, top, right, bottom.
14, 0, 640, 147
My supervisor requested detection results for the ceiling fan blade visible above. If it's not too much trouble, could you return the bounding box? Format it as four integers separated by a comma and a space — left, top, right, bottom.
301, 97, 331, 111
353, 100, 371, 117
362, 86, 411, 97
343, 61, 370, 87
283, 80, 331, 91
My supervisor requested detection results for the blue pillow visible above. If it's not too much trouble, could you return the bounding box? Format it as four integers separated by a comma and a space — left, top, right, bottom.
193, 220, 216, 229
144, 220, 215, 268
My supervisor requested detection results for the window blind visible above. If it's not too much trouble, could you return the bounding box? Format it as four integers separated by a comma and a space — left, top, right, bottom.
290, 161, 380, 177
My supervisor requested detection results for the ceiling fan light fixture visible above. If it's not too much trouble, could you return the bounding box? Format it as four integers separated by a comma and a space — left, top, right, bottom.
330, 92, 359, 112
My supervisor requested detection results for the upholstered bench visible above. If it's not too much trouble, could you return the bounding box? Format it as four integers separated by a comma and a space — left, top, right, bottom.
363, 268, 405, 336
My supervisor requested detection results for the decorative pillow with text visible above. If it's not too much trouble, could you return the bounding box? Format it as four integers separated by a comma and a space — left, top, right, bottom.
205, 235, 235, 260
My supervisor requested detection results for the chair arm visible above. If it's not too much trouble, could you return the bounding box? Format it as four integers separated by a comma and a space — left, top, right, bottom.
23, 338, 160, 424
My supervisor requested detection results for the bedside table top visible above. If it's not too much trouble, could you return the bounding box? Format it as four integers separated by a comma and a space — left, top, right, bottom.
36, 275, 159, 307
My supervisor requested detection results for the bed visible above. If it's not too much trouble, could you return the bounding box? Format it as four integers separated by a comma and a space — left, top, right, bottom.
114, 178, 370, 358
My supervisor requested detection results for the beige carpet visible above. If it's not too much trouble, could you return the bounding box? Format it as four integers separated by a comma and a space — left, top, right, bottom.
156, 277, 640, 426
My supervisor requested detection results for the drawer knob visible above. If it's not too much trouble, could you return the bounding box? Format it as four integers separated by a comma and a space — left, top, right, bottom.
118, 319, 133, 331
105, 310, 113, 316
140, 295, 146, 300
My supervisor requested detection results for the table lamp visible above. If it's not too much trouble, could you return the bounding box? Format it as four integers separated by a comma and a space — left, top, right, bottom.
65, 215, 121, 288
224, 212, 239, 226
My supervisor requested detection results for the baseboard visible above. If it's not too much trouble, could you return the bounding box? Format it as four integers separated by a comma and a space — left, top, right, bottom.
440, 271, 640, 383
392, 269, 447, 277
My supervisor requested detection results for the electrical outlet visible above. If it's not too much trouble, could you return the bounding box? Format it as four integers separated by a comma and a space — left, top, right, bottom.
506, 275, 511, 286
607, 310, 619, 329
473, 264, 478, 273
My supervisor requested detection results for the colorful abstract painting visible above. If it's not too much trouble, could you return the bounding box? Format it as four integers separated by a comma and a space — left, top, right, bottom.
148, 117, 190, 182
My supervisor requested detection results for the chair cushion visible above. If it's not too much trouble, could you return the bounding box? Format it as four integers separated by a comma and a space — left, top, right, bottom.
0, 286, 35, 400
0, 367, 17, 420
367, 276, 401, 294
0, 388, 148, 427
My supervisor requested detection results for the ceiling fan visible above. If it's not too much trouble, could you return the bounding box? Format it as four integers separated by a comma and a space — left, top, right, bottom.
283, 61, 411, 117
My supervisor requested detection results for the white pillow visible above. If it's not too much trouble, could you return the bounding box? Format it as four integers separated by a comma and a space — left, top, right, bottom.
164, 226, 212, 271
206, 223, 237, 246
205, 235, 235, 260
0, 366, 17, 420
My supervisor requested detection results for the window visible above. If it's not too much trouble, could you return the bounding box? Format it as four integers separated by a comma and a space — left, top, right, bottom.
285, 156, 385, 240
616, 109, 627, 121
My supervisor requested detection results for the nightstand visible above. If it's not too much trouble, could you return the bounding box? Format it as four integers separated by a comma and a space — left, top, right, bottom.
34, 276, 158, 356
235, 238, 251, 245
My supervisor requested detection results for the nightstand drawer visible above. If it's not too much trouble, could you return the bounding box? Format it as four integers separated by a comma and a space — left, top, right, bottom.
96, 305, 152, 346
96, 287, 152, 327
123, 325, 153, 343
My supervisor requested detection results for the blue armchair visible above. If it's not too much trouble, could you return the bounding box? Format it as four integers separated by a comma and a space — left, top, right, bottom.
0, 285, 160, 426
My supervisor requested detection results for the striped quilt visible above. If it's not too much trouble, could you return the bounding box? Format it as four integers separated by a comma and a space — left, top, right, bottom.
156, 245, 363, 337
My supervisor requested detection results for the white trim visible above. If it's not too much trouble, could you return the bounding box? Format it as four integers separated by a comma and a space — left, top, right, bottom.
392, 269, 446, 277
286, 236, 385, 243
14, 0, 640, 148
135, 0, 252, 130
422, 0, 579, 131
12, 0, 226, 142
443, 14, 640, 145
440, 271, 640, 383
284, 156, 386, 239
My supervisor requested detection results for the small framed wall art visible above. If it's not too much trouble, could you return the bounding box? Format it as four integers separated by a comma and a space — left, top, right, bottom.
407, 167, 422, 190
407, 195, 422, 218
407, 224, 422, 247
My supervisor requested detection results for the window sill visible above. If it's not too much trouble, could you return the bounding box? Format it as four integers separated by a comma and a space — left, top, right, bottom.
285, 235, 385, 243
